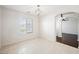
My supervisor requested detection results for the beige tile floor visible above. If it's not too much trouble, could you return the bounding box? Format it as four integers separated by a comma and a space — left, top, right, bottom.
0, 38, 79, 54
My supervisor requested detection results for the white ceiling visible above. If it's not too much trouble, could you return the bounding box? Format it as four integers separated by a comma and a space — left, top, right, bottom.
2, 5, 37, 15
2, 5, 79, 16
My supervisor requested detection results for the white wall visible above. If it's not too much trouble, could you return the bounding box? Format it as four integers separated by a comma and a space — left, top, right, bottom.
62, 17, 78, 34
40, 14, 56, 41
2, 7, 39, 46
0, 6, 2, 48
56, 15, 62, 37
40, 5, 79, 42
40, 14, 78, 41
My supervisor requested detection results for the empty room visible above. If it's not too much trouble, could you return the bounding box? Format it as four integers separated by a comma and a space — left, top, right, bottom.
0, 5, 79, 54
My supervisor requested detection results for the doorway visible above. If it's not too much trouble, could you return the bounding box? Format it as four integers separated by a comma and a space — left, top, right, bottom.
56, 12, 79, 48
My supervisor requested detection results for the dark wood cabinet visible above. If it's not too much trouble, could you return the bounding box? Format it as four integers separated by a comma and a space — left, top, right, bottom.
56, 33, 78, 48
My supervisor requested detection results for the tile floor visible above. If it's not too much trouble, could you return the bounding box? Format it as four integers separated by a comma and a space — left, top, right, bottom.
0, 38, 79, 54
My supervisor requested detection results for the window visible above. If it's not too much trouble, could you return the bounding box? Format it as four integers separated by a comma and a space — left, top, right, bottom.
26, 18, 33, 33
19, 16, 33, 34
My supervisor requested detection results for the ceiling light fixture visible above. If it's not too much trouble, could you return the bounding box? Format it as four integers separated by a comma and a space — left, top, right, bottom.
35, 5, 41, 16
61, 14, 69, 21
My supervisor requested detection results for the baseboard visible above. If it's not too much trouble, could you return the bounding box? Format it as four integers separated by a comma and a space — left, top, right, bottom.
1, 36, 38, 49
